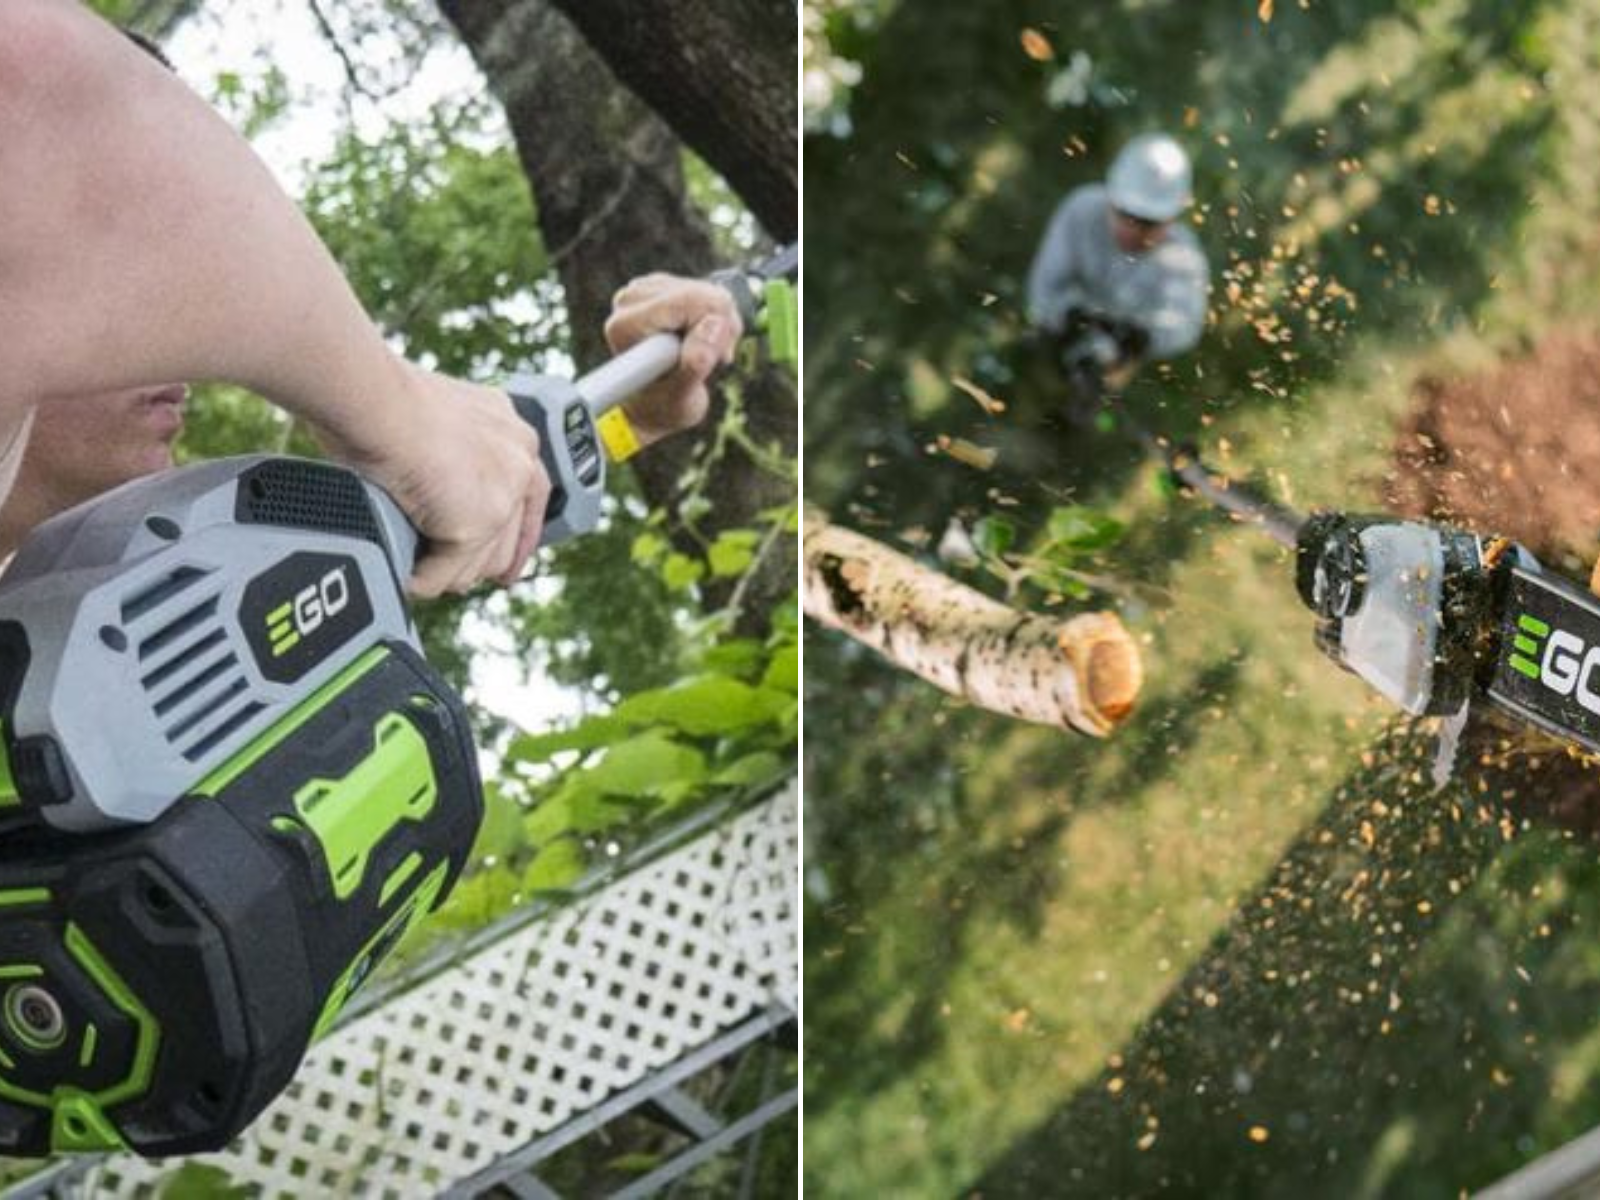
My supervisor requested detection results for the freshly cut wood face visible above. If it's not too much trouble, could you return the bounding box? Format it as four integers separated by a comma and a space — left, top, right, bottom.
803, 510, 1143, 736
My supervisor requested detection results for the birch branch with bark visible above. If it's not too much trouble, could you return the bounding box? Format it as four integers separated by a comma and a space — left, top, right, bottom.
804, 510, 1144, 736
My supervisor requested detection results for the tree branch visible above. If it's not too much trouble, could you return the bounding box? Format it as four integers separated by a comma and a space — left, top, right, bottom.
804, 510, 1144, 737
543, 0, 796, 239
305, 0, 382, 105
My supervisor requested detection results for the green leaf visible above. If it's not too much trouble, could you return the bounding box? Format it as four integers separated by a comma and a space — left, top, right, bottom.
1038, 572, 1091, 600
615, 676, 788, 736
566, 788, 647, 827
160, 1164, 252, 1200
470, 782, 529, 864
702, 638, 768, 681
708, 528, 762, 577
513, 668, 795, 765
523, 794, 575, 844
757, 503, 802, 533
770, 597, 800, 639
712, 751, 787, 788
761, 645, 799, 693
661, 552, 706, 592
522, 838, 588, 893
508, 714, 631, 762
679, 493, 713, 524
1043, 505, 1125, 553
432, 865, 522, 934
630, 530, 669, 566
972, 515, 1017, 559
582, 731, 708, 799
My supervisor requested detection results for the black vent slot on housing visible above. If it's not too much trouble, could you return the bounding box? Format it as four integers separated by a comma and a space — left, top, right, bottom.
235, 460, 383, 546
120, 566, 210, 624
137, 596, 222, 662
119, 571, 258, 758
183, 701, 266, 762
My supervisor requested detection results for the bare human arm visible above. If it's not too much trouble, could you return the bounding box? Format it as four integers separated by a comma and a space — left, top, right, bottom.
0, 3, 739, 597
0, 1, 542, 595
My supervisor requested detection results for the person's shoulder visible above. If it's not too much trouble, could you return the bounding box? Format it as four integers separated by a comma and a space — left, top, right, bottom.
1155, 223, 1208, 271
1047, 183, 1106, 235
1065, 182, 1109, 218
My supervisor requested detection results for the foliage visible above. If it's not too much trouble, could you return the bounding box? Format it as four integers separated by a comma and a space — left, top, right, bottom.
504, 371, 799, 704
157, 1162, 251, 1200
965, 503, 1127, 603
803, 0, 898, 137
508, 503, 691, 699
512, 604, 795, 835
204, 59, 291, 140
301, 113, 555, 378
682, 150, 762, 264
424, 391, 799, 939
432, 574, 797, 931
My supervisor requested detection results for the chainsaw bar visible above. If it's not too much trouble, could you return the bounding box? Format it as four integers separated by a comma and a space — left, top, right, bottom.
1485, 565, 1600, 755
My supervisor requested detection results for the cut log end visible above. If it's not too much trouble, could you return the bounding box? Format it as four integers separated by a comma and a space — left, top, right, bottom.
1059, 613, 1145, 737
805, 510, 1146, 738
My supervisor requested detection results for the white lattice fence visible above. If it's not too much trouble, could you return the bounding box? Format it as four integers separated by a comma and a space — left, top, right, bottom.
67, 785, 797, 1198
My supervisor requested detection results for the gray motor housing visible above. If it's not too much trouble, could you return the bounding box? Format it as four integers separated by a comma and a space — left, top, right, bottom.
1335, 522, 1448, 715
0, 455, 421, 832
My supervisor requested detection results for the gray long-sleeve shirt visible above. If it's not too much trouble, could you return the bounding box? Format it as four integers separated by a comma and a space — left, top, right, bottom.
1025, 183, 1210, 361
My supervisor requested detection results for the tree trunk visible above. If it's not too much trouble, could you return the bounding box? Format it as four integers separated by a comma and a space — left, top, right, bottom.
543, 0, 796, 240
804, 510, 1144, 736
438, 0, 796, 627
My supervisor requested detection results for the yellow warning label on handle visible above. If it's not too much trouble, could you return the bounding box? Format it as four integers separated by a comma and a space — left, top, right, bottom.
596, 407, 642, 463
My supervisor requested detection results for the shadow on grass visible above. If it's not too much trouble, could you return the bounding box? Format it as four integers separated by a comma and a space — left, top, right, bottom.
805, 646, 1250, 1117
970, 720, 1600, 1198
803, 653, 1091, 1109
1092, 656, 1247, 801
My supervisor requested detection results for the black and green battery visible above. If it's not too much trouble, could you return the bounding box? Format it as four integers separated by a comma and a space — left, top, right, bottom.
0, 636, 479, 1156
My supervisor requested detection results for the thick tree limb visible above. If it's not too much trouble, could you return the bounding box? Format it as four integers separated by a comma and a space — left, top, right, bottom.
542, 0, 796, 240
804, 510, 1144, 736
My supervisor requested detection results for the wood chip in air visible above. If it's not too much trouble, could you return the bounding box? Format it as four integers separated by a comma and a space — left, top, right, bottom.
951, 376, 1006, 415
936, 436, 998, 471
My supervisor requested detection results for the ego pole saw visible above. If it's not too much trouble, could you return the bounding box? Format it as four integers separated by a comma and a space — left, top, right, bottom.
0, 246, 795, 1157
1143, 428, 1600, 777
1056, 327, 1600, 774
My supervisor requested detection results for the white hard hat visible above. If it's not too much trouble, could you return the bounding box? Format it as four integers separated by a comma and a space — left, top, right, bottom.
1106, 133, 1192, 222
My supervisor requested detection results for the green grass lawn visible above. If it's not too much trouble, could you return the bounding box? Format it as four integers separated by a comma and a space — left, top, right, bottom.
805, 1, 1600, 1195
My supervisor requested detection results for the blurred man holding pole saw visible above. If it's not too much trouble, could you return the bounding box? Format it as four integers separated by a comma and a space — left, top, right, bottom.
1026, 132, 1210, 427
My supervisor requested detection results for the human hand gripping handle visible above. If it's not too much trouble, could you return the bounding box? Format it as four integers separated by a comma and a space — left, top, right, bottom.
373, 265, 774, 596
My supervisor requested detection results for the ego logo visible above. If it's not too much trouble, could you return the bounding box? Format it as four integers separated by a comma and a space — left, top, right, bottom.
266, 566, 352, 658
242, 552, 374, 683
1510, 613, 1600, 713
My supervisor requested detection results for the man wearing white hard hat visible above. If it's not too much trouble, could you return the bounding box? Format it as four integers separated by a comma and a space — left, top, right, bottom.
1026, 133, 1210, 409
